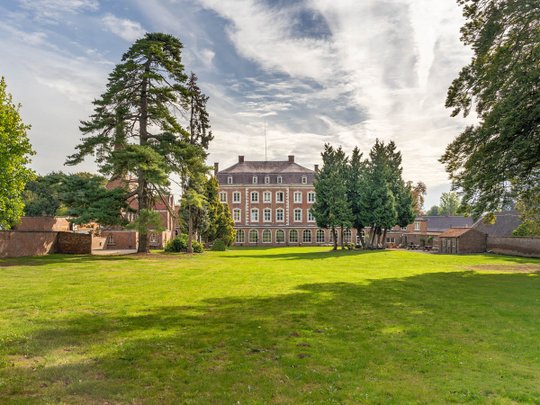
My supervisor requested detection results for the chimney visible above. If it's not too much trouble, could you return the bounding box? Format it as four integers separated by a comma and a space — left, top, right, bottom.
288, 155, 295, 163
214, 162, 219, 175
238, 155, 245, 163
314, 164, 319, 172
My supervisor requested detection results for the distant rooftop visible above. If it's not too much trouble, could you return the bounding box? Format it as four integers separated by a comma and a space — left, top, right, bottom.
217, 155, 315, 174
421, 216, 474, 233
472, 210, 521, 237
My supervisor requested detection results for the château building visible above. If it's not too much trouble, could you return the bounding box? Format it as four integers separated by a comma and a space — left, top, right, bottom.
215, 155, 356, 246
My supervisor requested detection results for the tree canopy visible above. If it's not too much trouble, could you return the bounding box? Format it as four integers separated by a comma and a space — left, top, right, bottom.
442, 0, 540, 219
0, 77, 34, 229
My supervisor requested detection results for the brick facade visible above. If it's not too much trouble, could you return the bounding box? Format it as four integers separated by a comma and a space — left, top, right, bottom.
216, 155, 358, 246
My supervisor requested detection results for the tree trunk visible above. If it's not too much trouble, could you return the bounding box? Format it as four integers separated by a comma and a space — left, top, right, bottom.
382, 228, 388, 249
370, 226, 377, 249
137, 58, 151, 253
331, 226, 338, 251
340, 226, 345, 250
187, 210, 193, 254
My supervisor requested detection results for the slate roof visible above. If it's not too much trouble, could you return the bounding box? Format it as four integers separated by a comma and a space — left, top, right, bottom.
439, 227, 476, 238
422, 216, 474, 232
219, 160, 314, 174
472, 210, 521, 237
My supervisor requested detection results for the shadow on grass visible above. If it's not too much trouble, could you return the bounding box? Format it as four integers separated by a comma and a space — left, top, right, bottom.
223, 248, 389, 260
1, 271, 540, 403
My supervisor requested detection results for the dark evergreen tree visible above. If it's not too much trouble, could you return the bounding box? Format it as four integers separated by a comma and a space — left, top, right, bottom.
312, 144, 352, 250
66, 33, 206, 252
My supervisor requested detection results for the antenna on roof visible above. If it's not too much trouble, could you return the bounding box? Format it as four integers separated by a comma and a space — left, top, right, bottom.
264, 120, 268, 161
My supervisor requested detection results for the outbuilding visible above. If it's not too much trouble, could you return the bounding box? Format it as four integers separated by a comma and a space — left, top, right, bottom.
439, 227, 487, 254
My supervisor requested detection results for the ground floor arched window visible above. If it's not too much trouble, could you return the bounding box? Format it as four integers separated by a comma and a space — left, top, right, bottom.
236, 229, 245, 243
303, 229, 312, 243
289, 229, 298, 243
249, 230, 259, 243
262, 229, 272, 243
316, 229, 325, 243
344, 228, 352, 243
276, 229, 285, 243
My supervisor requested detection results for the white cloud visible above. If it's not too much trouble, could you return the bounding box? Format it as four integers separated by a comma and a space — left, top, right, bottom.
199, 0, 475, 205
19, 0, 99, 21
102, 14, 146, 42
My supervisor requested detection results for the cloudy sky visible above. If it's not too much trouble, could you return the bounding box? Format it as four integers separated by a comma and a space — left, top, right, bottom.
0, 0, 475, 208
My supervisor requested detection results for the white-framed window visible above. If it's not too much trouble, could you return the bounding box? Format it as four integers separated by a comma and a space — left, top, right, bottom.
236, 229, 245, 243
293, 191, 302, 203
414, 221, 420, 231
307, 192, 316, 203
302, 176, 307, 184
303, 229, 312, 243
308, 210, 315, 222
277, 176, 282, 184
262, 229, 272, 243
106, 234, 115, 246
251, 208, 259, 222
263, 191, 271, 203
344, 229, 352, 243
264, 208, 271, 222
276, 192, 284, 203
150, 233, 158, 243
233, 192, 241, 203
227, 176, 233, 184
386, 237, 395, 243
233, 208, 241, 222
276, 229, 285, 243
294, 208, 302, 222
249, 230, 258, 243
316, 229, 325, 243
252, 176, 258, 184
264, 176, 270, 184
276, 208, 285, 222
219, 191, 227, 203
289, 229, 298, 243
251, 191, 259, 203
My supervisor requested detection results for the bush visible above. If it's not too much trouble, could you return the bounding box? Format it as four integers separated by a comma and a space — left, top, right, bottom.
164, 234, 188, 252
212, 239, 227, 251
192, 240, 204, 253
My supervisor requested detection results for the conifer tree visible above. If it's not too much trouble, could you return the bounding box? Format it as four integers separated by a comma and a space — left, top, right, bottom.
66, 33, 205, 252
312, 144, 352, 250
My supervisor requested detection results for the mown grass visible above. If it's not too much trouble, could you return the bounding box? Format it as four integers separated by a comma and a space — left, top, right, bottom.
0, 248, 539, 404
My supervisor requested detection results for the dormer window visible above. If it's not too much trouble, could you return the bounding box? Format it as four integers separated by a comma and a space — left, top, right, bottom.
264, 176, 270, 184
253, 176, 258, 184
277, 176, 282, 184
302, 176, 307, 184
227, 176, 233, 184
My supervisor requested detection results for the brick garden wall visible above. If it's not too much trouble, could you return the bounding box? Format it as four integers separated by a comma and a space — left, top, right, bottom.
56, 232, 92, 254
487, 236, 540, 258
0, 231, 58, 258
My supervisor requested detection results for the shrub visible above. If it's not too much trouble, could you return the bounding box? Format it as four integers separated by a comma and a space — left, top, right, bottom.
345, 243, 355, 250
192, 240, 204, 253
212, 239, 227, 251
164, 234, 188, 252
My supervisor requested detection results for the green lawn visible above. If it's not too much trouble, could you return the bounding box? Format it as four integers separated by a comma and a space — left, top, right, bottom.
1, 248, 539, 404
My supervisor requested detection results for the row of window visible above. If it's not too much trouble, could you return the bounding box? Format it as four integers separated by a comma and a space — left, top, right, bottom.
236, 229, 353, 243
220, 191, 316, 204
233, 208, 316, 223
226, 175, 309, 185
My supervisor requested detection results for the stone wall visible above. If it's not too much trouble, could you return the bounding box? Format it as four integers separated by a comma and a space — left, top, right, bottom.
487, 236, 540, 258
56, 232, 92, 254
101, 230, 138, 250
0, 231, 58, 258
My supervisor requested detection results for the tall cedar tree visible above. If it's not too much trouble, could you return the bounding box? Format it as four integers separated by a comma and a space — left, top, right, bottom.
442, 0, 540, 218
0, 77, 35, 229
67, 33, 205, 252
312, 144, 352, 250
